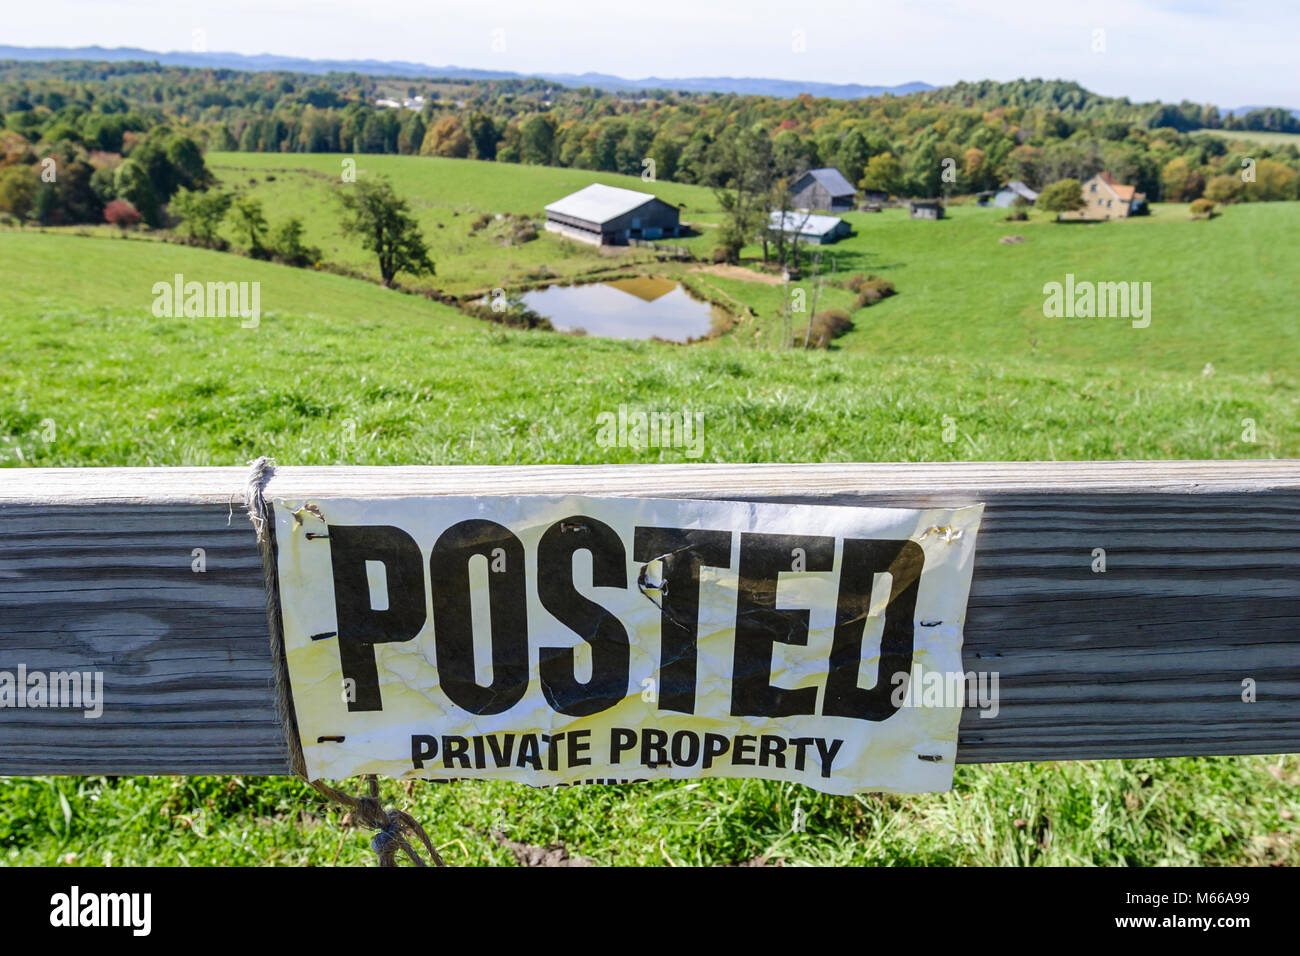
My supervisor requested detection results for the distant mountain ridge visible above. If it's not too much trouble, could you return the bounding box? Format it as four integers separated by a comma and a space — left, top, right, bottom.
2, 45, 1295, 116
0, 44, 933, 99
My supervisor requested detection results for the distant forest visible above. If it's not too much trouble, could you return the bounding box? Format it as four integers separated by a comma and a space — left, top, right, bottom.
1, 59, 1298, 227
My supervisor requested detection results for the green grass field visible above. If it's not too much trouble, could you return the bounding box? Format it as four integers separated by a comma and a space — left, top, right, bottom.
1198, 129, 1300, 149
200, 153, 1300, 379
0, 152, 1297, 865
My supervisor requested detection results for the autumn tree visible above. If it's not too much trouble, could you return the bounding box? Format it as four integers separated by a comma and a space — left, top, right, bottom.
103, 198, 141, 229
1243, 159, 1299, 201
1161, 157, 1204, 201
1204, 174, 1241, 203
0, 165, 39, 224
420, 116, 470, 158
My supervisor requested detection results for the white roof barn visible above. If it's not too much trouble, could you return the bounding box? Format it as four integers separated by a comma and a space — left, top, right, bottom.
544, 184, 681, 245
545, 184, 656, 222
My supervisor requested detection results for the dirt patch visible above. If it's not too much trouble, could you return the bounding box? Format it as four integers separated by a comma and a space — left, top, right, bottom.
692, 264, 785, 286
492, 830, 593, 867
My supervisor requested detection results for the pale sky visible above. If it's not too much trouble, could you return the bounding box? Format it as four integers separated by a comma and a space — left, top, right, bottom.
5, 0, 1298, 107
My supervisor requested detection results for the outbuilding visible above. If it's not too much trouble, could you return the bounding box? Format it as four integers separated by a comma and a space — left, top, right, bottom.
990, 181, 1039, 207
789, 168, 858, 212
908, 199, 945, 220
544, 184, 681, 246
769, 210, 850, 244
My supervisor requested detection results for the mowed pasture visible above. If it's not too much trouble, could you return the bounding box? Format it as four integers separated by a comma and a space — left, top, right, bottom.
203, 152, 1300, 378
0, 183, 1297, 864
1197, 129, 1300, 149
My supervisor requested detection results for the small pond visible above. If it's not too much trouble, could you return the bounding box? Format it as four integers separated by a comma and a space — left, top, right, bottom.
517, 278, 728, 342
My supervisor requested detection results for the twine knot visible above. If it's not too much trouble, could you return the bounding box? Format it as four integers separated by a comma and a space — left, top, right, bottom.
311, 776, 447, 867
243, 457, 446, 867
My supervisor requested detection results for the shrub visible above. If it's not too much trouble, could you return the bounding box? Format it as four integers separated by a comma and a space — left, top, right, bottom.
103, 198, 141, 230
1005, 209, 1028, 221
845, 273, 896, 308
1204, 175, 1241, 203
1189, 198, 1217, 220
510, 223, 537, 244
461, 296, 552, 331
795, 308, 854, 348
171, 186, 231, 247
269, 216, 321, 266
473, 212, 538, 246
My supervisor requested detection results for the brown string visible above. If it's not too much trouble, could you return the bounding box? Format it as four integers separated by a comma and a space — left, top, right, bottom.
309, 776, 447, 867
244, 456, 447, 867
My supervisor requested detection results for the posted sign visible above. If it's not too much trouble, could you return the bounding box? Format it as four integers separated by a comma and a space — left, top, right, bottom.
274, 495, 983, 795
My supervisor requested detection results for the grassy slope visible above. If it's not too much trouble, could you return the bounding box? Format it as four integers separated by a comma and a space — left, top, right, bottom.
207, 151, 715, 294
1, 232, 1295, 466
0, 231, 1297, 865
203, 152, 1299, 379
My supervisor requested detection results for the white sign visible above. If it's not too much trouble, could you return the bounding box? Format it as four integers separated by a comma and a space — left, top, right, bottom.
273, 495, 983, 795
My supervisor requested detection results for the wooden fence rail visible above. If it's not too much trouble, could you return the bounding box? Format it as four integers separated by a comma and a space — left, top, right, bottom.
0, 461, 1297, 776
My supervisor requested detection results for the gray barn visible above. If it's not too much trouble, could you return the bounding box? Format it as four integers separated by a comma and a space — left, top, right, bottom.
544, 184, 681, 246
789, 168, 857, 212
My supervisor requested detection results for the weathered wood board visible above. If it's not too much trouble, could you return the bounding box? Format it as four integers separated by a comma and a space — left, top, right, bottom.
0, 461, 1296, 775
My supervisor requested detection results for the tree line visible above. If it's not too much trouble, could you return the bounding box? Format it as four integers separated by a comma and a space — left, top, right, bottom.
1, 61, 1297, 232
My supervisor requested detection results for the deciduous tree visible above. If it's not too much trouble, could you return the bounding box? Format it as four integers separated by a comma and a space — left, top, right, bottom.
1037, 178, 1086, 216
336, 175, 435, 286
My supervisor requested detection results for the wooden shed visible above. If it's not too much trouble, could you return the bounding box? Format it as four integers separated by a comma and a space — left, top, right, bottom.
790, 168, 858, 212
909, 199, 945, 220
